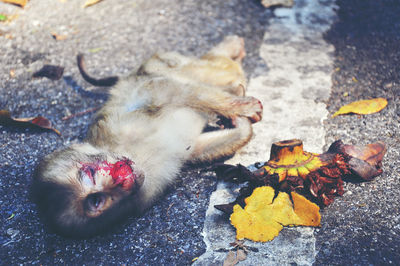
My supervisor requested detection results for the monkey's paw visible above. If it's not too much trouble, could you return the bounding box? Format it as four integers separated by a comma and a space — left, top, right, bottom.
220, 35, 246, 62
233, 96, 263, 123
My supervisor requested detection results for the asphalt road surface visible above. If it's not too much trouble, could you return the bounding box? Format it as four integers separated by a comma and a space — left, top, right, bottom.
0, 0, 399, 265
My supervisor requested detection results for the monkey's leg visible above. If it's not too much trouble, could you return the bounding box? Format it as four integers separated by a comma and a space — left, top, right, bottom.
181, 36, 247, 95
200, 35, 246, 95
189, 117, 252, 162
180, 58, 246, 96
186, 87, 263, 123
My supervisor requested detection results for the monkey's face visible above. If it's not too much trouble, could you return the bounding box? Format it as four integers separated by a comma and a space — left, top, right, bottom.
78, 158, 144, 218
31, 144, 145, 237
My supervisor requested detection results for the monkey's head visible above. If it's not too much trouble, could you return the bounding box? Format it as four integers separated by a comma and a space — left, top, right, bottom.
31, 143, 145, 238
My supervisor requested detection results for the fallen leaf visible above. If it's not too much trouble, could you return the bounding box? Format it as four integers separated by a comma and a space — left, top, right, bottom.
342, 142, 386, 167
0, 0, 28, 7
0, 110, 61, 135
352, 76, 358, 82
230, 186, 320, 242
223, 251, 238, 266
9, 69, 16, 78
340, 141, 387, 180
236, 249, 247, 261
88, 47, 103, 53
332, 98, 388, 117
32, 65, 64, 80
83, 0, 103, 8
51, 32, 68, 41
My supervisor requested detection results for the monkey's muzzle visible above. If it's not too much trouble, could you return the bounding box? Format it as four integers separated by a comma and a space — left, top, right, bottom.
110, 159, 144, 191
80, 159, 144, 192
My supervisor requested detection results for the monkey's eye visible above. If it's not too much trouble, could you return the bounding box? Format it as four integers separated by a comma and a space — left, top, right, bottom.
87, 166, 96, 177
85, 193, 106, 212
83, 165, 96, 178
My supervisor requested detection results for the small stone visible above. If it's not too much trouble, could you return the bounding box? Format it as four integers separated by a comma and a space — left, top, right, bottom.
261, 0, 294, 8
6, 228, 20, 238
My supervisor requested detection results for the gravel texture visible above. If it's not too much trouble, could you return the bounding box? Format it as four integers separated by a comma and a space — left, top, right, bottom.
316, 0, 400, 264
0, 0, 270, 264
1, 0, 399, 265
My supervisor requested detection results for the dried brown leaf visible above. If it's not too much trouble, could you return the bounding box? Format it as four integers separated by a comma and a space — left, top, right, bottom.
236, 249, 247, 261
51, 32, 68, 41
32, 65, 64, 80
223, 251, 239, 266
0, 110, 61, 135
343, 142, 386, 166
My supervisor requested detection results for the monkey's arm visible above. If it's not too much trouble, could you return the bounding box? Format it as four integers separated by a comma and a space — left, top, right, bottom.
189, 117, 253, 162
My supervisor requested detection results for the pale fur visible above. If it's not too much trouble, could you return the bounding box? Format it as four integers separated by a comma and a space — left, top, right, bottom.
32, 36, 263, 236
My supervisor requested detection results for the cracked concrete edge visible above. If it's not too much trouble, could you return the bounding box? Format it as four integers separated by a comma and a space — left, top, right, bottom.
195, 0, 337, 265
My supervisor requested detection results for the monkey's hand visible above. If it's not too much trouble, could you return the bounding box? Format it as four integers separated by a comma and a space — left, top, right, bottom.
232, 96, 263, 123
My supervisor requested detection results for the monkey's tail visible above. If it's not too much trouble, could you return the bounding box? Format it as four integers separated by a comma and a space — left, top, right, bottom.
77, 54, 119, 87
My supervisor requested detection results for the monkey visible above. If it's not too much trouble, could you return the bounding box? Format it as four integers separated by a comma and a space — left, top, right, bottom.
30, 36, 263, 238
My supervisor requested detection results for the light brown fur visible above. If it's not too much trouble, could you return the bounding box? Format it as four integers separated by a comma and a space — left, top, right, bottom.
31, 36, 263, 237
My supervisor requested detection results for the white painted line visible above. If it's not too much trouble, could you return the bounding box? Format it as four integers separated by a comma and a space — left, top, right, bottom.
195, 0, 337, 265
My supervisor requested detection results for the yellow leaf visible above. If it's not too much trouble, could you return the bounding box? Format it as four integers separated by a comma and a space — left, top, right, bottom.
332, 98, 388, 118
83, 0, 103, 8
88, 47, 103, 53
0, 0, 28, 8
230, 186, 320, 242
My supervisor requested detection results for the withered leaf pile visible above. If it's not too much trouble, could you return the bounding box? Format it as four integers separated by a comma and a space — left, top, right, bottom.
215, 139, 386, 242
215, 139, 386, 212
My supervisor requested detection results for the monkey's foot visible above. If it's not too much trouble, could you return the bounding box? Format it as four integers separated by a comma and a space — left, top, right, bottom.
222, 35, 246, 62
209, 35, 246, 62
